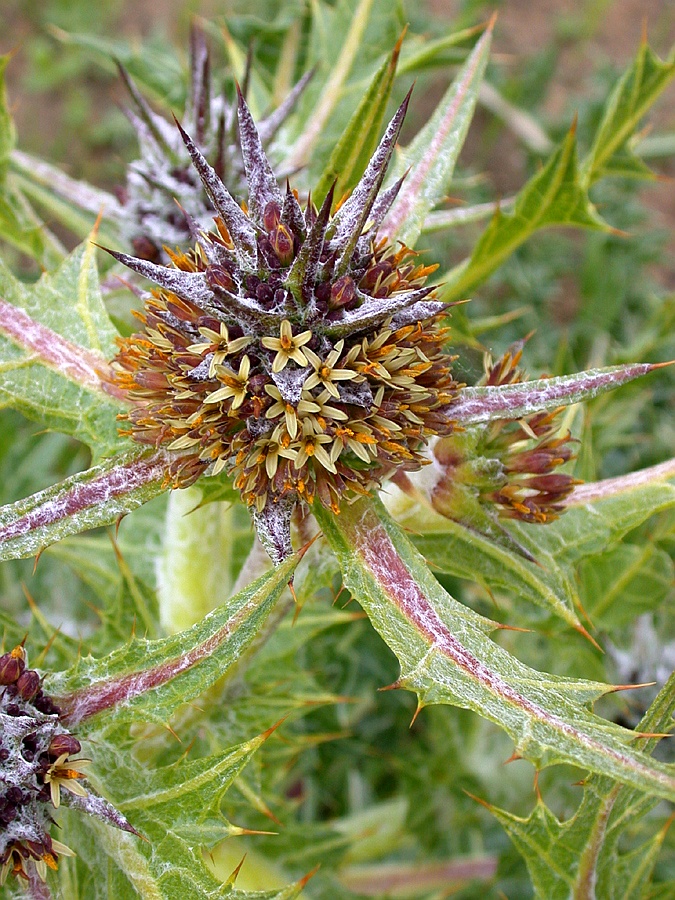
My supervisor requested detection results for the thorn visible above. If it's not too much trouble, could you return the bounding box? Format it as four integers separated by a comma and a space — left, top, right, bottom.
503, 751, 522, 765
332, 585, 346, 606
163, 722, 182, 744
632, 731, 672, 740
409, 703, 423, 728
573, 622, 603, 653
298, 864, 320, 889
32, 549, 43, 575
296, 530, 321, 560
378, 680, 402, 692
569, 112, 578, 136
115, 514, 125, 537
92, 207, 104, 238
259, 715, 291, 743
533, 770, 541, 801
226, 854, 247, 886
231, 826, 278, 837
607, 681, 656, 694
486, 10, 499, 31
493, 622, 532, 634
392, 25, 408, 59
462, 789, 491, 811
649, 359, 675, 371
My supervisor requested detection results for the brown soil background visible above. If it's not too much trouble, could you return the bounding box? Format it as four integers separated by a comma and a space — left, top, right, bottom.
2, 0, 674, 268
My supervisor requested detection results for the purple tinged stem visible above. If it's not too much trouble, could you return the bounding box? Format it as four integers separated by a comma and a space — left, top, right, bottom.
0, 452, 169, 549
331, 500, 675, 799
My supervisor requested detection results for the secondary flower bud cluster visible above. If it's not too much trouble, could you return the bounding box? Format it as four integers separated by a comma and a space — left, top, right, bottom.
0, 646, 135, 886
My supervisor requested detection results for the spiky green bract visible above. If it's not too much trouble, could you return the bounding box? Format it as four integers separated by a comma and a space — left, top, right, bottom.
118, 26, 312, 262
111, 93, 457, 562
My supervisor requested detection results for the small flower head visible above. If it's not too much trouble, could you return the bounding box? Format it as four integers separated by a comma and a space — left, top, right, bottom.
430, 338, 579, 526
111, 90, 458, 561
0, 646, 137, 886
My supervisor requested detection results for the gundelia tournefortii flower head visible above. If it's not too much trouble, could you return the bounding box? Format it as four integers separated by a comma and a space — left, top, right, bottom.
111, 88, 462, 562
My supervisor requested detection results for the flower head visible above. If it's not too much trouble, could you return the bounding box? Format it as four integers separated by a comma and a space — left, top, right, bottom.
111, 89, 458, 561
0, 646, 137, 886
429, 338, 580, 527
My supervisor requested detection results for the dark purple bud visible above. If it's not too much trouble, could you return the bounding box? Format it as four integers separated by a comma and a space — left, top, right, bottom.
269, 224, 294, 266
206, 264, 235, 293
16, 669, 41, 701
48, 734, 82, 758
263, 201, 281, 232
256, 283, 275, 307
315, 282, 331, 303
329, 275, 356, 310
0, 651, 25, 685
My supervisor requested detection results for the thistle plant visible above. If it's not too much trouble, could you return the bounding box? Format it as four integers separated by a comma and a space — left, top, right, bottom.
0, 3, 674, 898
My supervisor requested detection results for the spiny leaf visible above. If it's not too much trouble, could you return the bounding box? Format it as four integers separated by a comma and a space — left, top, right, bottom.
0, 234, 129, 457
381, 19, 493, 247
440, 125, 610, 303
487, 674, 675, 900
0, 449, 170, 561
582, 39, 675, 184
449, 362, 667, 424
315, 496, 675, 803
49, 548, 299, 727
313, 29, 403, 206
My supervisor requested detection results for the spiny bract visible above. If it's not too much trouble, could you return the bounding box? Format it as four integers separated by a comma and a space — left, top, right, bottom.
118, 26, 312, 262
111, 88, 460, 562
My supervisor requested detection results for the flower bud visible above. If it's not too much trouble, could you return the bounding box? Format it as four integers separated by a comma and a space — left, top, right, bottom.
16, 669, 41, 701
0, 649, 25, 685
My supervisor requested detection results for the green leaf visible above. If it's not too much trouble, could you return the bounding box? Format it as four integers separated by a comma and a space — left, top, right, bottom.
578, 543, 673, 628
487, 674, 675, 900
440, 126, 610, 303
0, 449, 170, 561
314, 496, 675, 803
313, 30, 403, 206
285, 0, 378, 171
381, 20, 493, 247
9, 150, 124, 248
582, 39, 675, 184
49, 549, 299, 727
0, 234, 129, 456
0, 54, 16, 170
